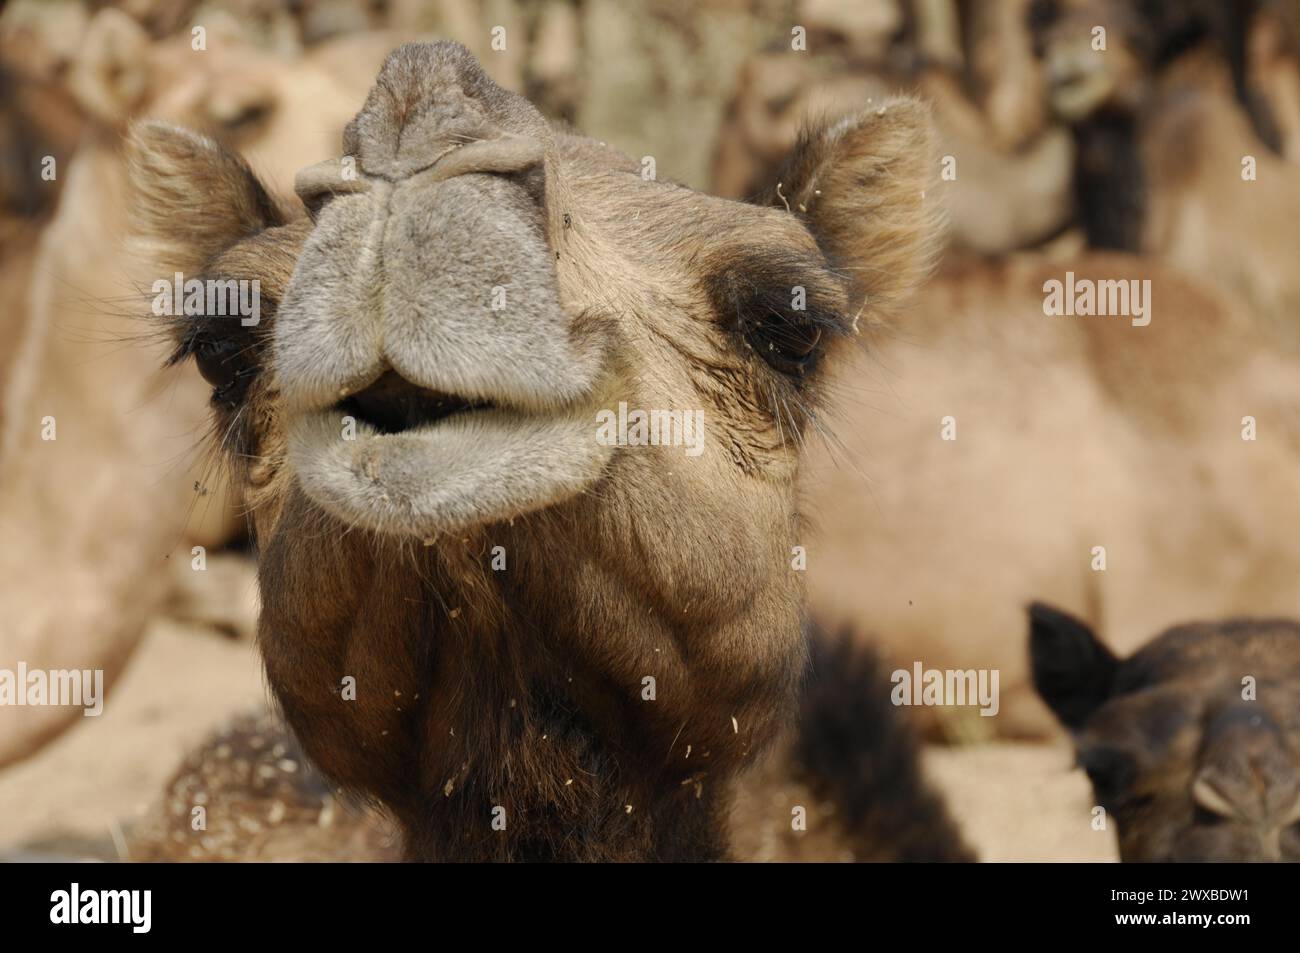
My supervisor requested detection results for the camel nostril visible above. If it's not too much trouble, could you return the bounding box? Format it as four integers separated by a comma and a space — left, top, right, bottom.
294, 157, 372, 221
418, 135, 545, 184
336, 370, 491, 435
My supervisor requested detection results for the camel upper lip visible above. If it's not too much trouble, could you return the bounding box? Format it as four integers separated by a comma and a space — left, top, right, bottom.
334, 369, 495, 435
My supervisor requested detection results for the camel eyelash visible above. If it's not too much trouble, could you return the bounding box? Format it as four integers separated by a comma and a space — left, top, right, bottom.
163, 303, 269, 409
703, 254, 851, 379
165, 326, 204, 368
166, 322, 235, 368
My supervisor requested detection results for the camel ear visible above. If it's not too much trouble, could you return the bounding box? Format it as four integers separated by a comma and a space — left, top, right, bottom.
126, 120, 284, 277
67, 9, 150, 124
1028, 602, 1119, 731
766, 98, 942, 316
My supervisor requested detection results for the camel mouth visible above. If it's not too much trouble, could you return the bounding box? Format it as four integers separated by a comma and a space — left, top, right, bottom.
335, 370, 494, 435
285, 387, 615, 538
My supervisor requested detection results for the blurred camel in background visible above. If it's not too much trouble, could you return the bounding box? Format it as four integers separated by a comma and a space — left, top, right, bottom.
702, 0, 1300, 737
0, 8, 395, 767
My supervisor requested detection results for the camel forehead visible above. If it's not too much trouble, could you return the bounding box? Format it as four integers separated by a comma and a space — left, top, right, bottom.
1118, 620, 1300, 687
1084, 623, 1300, 759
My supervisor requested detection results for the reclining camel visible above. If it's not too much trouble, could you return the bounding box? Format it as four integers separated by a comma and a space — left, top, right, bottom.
804, 253, 1300, 738
1031, 0, 1300, 338
709, 1, 1300, 738
0, 10, 392, 768
1031, 602, 1300, 861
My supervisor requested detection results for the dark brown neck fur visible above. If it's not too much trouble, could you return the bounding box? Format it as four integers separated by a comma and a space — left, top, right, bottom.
258, 484, 802, 861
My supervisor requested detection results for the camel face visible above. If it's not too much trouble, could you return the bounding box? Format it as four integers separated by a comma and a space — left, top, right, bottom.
128, 41, 938, 859
133, 41, 937, 543
1030, 0, 1147, 121
1028, 0, 1295, 146
1031, 603, 1300, 861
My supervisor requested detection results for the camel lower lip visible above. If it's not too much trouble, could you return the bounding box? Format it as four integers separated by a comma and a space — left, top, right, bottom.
285, 406, 613, 536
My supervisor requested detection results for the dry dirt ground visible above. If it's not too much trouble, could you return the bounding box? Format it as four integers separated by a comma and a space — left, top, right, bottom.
0, 616, 1116, 863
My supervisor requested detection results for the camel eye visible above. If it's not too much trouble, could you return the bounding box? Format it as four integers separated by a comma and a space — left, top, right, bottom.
744, 311, 823, 375
192, 333, 257, 405
705, 258, 842, 379
165, 275, 274, 407
171, 310, 260, 408
193, 335, 240, 385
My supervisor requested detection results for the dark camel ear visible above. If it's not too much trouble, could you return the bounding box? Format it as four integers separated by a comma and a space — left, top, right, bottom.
765, 98, 941, 318
1029, 602, 1120, 731
126, 120, 284, 279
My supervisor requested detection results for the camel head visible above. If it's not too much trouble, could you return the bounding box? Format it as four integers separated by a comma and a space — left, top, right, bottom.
1031, 603, 1300, 861
126, 40, 939, 859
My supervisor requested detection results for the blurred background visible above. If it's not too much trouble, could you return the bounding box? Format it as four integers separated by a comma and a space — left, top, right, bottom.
1, 0, 1298, 861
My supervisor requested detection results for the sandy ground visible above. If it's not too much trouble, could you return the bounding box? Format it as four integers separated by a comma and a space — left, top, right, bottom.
0, 618, 1116, 862
927, 744, 1116, 862
0, 620, 267, 856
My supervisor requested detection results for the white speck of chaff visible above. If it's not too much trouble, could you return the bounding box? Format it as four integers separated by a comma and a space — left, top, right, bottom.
775, 182, 791, 213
